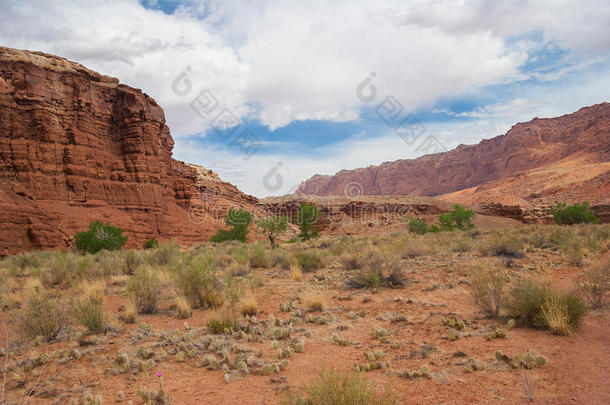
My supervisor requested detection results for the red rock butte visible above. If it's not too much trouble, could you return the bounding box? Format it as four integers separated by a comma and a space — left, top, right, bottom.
0, 47, 260, 255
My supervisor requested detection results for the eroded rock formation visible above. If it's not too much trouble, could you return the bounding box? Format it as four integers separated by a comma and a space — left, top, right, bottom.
0, 47, 259, 254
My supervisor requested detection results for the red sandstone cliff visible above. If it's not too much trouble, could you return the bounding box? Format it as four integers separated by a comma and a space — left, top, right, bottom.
296, 103, 610, 205
0, 47, 260, 255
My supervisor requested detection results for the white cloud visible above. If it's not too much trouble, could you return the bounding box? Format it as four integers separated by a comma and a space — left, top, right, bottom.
1, 0, 609, 197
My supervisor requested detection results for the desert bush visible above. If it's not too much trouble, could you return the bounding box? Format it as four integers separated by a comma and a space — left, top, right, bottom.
173, 258, 222, 309
210, 208, 252, 243
342, 251, 365, 270
143, 238, 159, 249
297, 203, 320, 240
256, 215, 288, 248
122, 249, 143, 274
480, 235, 524, 258
75, 221, 127, 254
581, 260, 610, 308
127, 267, 161, 314
206, 308, 238, 334
552, 202, 599, 225
469, 267, 508, 317
347, 249, 404, 290
249, 244, 272, 268
281, 367, 398, 405
289, 257, 303, 281
507, 279, 587, 333
151, 241, 180, 266
173, 295, 192, 319
408, 217, 428, 235
295, 250, 323, 272
13, 286, 68, 341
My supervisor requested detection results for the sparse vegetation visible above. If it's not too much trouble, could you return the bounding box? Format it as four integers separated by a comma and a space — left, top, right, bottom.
281, 367, 398, 405
172, 257, 222, 309
581, 260, 610, 308
470, 266, 508, 317
13, 285, 68, 341
295, 250, 323, 272
75, 221, 128, 253
128, 267, 162, 314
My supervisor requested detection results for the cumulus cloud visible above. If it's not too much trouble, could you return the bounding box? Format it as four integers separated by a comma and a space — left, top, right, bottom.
0, 0, 609, 196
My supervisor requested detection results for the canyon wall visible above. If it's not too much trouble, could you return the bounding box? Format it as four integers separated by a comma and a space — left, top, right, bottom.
0, 47, 259, 255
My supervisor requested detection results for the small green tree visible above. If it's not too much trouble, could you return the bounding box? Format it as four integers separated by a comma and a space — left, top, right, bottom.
297, 203, 320, 240
552, 202, 599, 225
408, 217, 428, 234
75, 221, 128, 254
451, 204, 475, 230
256, 215, 288, 248
438, 204, 475, 231
210, 208, 252, 242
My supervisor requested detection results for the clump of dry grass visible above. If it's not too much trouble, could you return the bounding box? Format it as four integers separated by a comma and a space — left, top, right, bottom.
581, 260, 610, 309
127, 267, 162, 314
73, 280, 109, 333
540, 295, 572, 336
13, 284, 69, 341
240, 295, 259, 316
281, 367, 398, 405
303, 290, 326, 312
469, 266, 508, 318
119, 301, 138, 324
174, 295, 192, 319
206, 307, 238, 334
289, 257, 303, 281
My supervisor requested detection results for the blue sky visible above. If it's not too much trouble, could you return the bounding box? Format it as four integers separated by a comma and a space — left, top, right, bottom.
1, 0, 609, 196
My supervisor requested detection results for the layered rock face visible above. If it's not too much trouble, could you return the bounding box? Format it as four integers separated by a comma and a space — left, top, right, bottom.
297, 103, 610, 204
0, 47, 259, 254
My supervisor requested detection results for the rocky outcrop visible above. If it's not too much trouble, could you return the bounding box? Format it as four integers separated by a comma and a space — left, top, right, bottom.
0, 47, 259, 255
297, 103, 610, 202
262, 195, 454, 234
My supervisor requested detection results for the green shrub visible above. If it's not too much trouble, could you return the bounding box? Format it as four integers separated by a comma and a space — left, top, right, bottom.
173, 258, 222, 309
469, 267, 508, 317
13, 286, 68, 341
249, 244, 272, 268
210, 208, 252, 242
507, 279, 587, 333
295, 251, 323, 272
143, 238, 159, 249
256, 216, 288, 248
74, 296, 108, 333
438, 204, 475, 231
75, 221, 128, 254
281, 367, 398, 405
552, 202, 599, 225
408, 217, 428, 235
297, 203, 320, 240
127, 267, 161, 314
